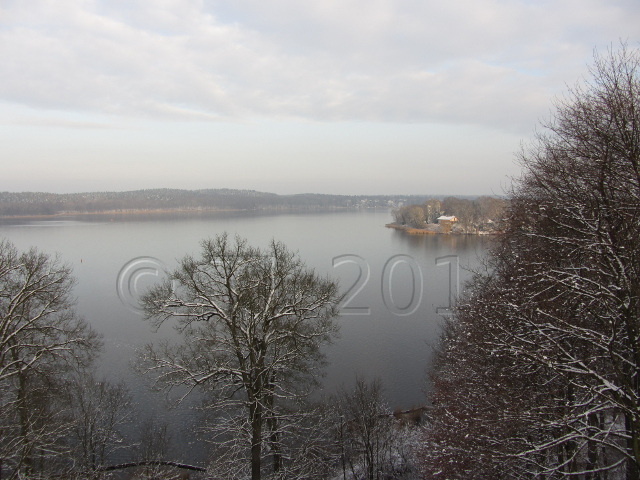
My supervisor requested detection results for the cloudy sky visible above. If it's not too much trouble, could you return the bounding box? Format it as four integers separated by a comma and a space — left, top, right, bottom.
1, 0, 639, 195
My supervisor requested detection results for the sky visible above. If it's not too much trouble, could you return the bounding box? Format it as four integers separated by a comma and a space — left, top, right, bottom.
1, 0, 639, 196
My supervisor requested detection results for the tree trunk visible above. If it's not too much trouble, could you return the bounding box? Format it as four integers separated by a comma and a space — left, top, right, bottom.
17, 370, 33, 477
626, 414, 640, 480
265, 374, 282, 476
250, 402, 263, 480
585, 412, 600, 480
270, 429, 281, 475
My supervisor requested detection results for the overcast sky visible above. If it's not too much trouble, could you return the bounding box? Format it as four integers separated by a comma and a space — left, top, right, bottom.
1, 0, 639, 195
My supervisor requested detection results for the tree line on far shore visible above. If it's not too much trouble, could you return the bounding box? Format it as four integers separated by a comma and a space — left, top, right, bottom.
0, 189, 429, 217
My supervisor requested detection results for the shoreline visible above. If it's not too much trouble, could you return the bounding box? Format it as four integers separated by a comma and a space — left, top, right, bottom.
385, 223, 438, 234
385, 223, 501, 235
0, 207, 249, 220
0, 205, 364, 220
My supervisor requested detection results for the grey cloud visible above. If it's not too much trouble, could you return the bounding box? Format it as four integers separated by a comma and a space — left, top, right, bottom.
1, 0, 638, 132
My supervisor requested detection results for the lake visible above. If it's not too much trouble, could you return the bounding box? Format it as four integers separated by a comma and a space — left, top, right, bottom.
0, 209, 488, 455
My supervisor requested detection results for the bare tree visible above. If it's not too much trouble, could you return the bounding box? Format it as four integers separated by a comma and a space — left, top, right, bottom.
67, 370, 133, 475
393, 204, 429, 227
476, 195, 506, 223
404, 206, 426, 229
127, 416, 173, 480
423, 44, 640, 478
0, 239, 101, 479
392, 207, 408, 225
332, 377, 420, 480
422, 199, 442, 224
508, 43, 640, 478
140, 233, 341, 480
441, 197, 476, 232
135, 416, 171, 465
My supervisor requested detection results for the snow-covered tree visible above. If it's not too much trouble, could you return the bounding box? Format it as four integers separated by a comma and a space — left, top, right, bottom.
0, 239, 101, 478
330, 377, 421, 480
140, 233, 341, 480
67, 370, 132, 474
423, 44, 640, 478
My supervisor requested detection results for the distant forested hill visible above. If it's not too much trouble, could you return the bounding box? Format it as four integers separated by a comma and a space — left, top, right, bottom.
0, 188, 434, 216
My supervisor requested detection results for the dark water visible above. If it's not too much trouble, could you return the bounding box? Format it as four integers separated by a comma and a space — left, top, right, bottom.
0, 209, 488, 446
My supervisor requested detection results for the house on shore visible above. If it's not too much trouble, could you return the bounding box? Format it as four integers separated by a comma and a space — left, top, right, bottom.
437, 215, 458, 233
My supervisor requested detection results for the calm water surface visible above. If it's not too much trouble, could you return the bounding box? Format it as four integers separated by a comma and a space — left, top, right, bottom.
0, 209, 489, 426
